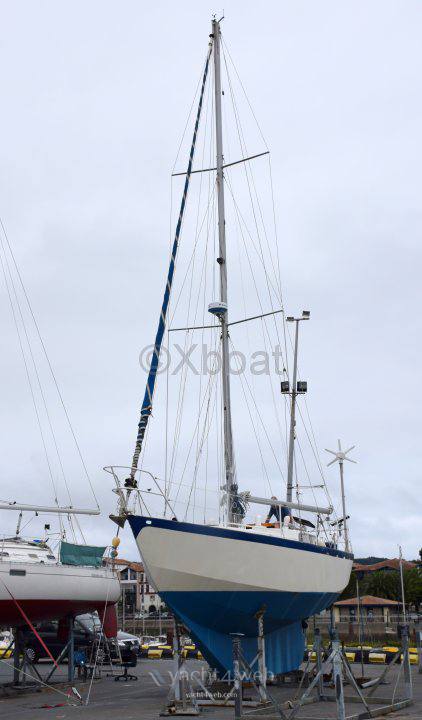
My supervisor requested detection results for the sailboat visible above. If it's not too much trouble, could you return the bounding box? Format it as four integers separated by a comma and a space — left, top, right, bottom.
108, 18, 353, 675
0, 220, 120, 630
0, 508, 120, 629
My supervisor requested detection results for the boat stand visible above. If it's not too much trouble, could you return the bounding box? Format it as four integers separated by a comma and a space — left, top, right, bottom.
416, 627, 422, 675
10, 627, 43, 689
186, 611, 272, 712
160, 620, 200, 716
235, 626, 414, 720
230, 632, 286, 719
8, 618, 79, 689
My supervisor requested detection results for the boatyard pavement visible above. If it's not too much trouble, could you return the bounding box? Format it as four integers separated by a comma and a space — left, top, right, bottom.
0, 659, 421, 719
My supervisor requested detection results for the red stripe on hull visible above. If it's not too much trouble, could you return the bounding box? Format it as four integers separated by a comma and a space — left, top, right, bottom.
0, 599, 115, 627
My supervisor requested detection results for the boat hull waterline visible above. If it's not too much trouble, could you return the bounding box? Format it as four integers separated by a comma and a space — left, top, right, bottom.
129, 516, 353, 675
0, 563, 120, 627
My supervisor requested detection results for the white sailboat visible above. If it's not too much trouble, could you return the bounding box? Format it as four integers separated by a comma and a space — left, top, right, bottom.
0, 509, 119, 630
108, 17, 353, 675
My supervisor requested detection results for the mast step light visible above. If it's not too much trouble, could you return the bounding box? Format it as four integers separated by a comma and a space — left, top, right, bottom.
297, 381, 307, 393
280, 381, 290, 394
208, 301, 228, 317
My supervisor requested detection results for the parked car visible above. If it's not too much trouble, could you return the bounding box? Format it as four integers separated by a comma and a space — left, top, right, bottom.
21, 620, 94, 664
117, 631, 141, 654
0, 631, 13, 659
140, 634, 167, 647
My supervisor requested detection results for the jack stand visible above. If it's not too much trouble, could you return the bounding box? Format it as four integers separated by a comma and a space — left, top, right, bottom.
400, 623, 412, 700
286, 627, 413, 720
416, 627, 422, 675
11, 627, 42, 689
232, 634, 243, 720
230, 632, 286, 719
314, 628, 324, 701
331, 634, 346, 720
160, 620, 199, 716
255, 608, 268, 702
193, 622, 272, 712
13, 629, 21, 686
67, 616, 75, 683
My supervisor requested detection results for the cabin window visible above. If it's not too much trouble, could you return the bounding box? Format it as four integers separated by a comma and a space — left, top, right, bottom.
0, 552, 9, 557
28, 554, 38, 559
46, 555, 56, 560
9, 569, 26, 576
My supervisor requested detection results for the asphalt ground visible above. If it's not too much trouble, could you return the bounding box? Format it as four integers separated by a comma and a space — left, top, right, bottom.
0, 658, 421, 720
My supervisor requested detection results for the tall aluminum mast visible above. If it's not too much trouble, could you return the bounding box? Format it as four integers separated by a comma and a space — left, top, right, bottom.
212, 18, 236, 524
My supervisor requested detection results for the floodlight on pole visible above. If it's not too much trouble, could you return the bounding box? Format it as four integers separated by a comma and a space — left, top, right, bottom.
285, 310, 310, 503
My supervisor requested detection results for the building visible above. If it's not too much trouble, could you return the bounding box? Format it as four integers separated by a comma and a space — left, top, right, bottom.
353, 559, 417, 574
333, 595, 401, 624
110, 558, 166, 616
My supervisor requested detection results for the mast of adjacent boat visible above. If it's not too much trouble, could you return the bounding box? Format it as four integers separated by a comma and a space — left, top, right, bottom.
212, 18, 236, 525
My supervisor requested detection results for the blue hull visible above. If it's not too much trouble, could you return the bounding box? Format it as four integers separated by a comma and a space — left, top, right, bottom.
128, 516, 348, 676
161, 589, 338, 676
161, 589, 338, 636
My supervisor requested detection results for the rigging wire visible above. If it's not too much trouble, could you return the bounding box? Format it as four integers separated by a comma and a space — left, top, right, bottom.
221, 36, 269, 151
222, 38, 336, 520
0, 232, 73, 511
171, 50, 211, 174
224, 174, 288, 461
228, 335, 286, 482
158, 28, 340, 535
220, 36, 293, 476
0, 217, 100, 510
0, 239, 64, 535
221, 44, 283, 313
228, 336, 274, 496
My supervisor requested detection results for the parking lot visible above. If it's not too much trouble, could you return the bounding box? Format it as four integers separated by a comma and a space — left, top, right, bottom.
0, 657, 421, 720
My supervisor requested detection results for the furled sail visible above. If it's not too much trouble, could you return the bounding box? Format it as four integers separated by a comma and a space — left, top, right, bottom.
128, 44, 213, 483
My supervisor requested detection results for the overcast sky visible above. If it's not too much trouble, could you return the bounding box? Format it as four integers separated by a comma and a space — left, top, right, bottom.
0, 1, 421, 562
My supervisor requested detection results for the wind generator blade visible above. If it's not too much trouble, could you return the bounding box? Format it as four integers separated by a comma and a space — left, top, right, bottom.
326, 458, 338, 466
343, 445, 356, 455
324, 448, 337, 456
344, 457, 357, 464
